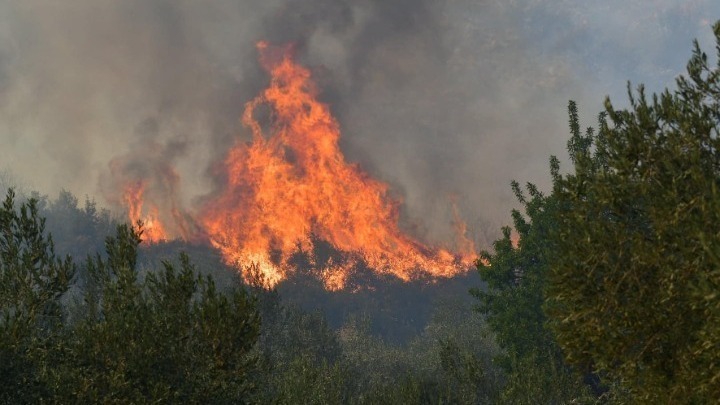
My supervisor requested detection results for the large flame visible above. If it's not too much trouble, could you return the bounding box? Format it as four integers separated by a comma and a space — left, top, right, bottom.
197, 42, 475, 288
115, 42, 475, 289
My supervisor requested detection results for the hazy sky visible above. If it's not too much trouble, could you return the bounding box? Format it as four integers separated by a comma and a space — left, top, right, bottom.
0, 0, 718, 248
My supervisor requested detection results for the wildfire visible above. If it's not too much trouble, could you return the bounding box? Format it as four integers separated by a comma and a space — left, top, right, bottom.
197, 42, 475, 288
116, 42, 475, 289
123, 180, 168, 244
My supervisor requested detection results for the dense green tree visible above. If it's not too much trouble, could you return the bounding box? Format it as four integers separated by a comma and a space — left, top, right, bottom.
0, 193, 261, 403
471, 180, 594, 403
53, 223, 261, 403
472, 182, 558, 361
546, 22, 720, 402
269, 357, 350, 404
0, 189, 74, 402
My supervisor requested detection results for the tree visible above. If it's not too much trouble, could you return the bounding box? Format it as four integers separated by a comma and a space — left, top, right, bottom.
0, 189, 74, 402
473, 182, 557, 361
55, 224, 261, 403
42, 189, 116, 260
546, 22, 720, 402
472, 180, 594, 403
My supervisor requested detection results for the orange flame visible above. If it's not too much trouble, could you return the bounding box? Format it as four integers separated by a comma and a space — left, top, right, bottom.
123, 180, 168, 244
196, 42, 475, 288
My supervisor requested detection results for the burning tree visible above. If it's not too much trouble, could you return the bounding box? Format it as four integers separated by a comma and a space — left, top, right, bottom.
110, 42, 476, 290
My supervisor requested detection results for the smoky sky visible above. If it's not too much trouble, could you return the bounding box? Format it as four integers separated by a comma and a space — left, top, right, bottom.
0, 0, 717, 248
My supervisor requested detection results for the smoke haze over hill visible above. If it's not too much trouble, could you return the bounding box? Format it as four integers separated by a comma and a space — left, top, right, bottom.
0, 0, 717, 247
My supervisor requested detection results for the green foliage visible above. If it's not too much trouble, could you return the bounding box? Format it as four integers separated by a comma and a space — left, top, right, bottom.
253, 284, 346, 403
0, 189, 74, 403
472, 181, 593, 402
473, 181, 558, 361
436, 339, 493, 403
498, 350, 595, 405
269, 357, 350, 404
55, 224, 261, 403
338, 302, 502, 404
260, 304, 341, 368
546, 22, 720, 402
0, 190, 260, 403
249, 295, 502, 404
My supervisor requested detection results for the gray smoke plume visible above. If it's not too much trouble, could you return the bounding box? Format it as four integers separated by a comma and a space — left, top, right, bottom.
0, 0, 717, 249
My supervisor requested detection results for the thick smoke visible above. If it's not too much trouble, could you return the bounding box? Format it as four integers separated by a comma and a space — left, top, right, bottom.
0, 0, 717, 248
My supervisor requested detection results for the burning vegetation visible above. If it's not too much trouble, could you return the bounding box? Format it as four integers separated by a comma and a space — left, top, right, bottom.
117, 43, 475, 289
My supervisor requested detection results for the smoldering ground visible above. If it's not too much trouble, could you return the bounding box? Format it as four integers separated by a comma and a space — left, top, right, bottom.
0, 0, 716, 248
